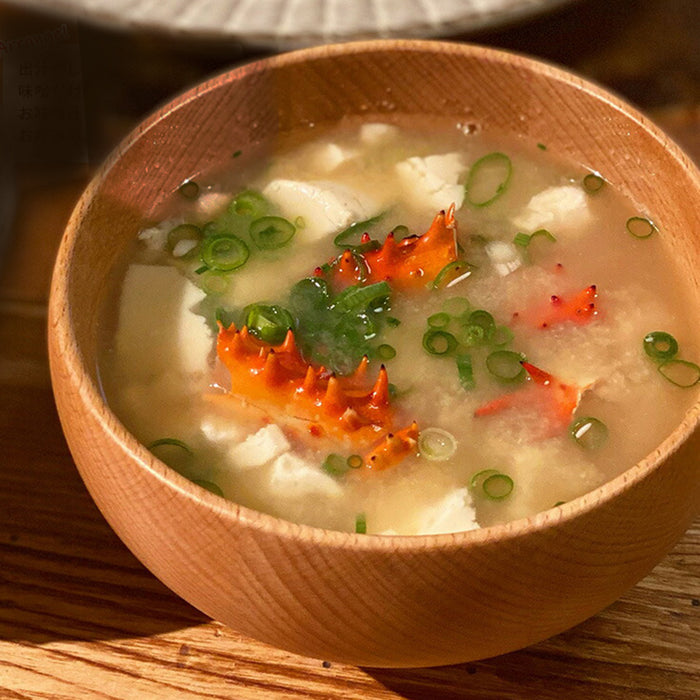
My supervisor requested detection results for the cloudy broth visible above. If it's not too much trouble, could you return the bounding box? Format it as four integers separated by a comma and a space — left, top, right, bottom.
99, 119, 700, 535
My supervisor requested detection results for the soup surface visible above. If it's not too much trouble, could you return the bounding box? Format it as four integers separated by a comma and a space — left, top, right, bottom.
99, 120, 700, 535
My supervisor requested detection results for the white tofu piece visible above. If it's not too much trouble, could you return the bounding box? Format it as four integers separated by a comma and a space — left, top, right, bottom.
116, 264, 211, 383
417, 487, 479, 535
196, 191, 230, 219
262, 179, 375, 243
395, 153, 466, 211
137, 220, 174, 252
307, 142, 358, 173
200, 412, 246, 445
512, 185, 592, 237
484, 239, 522, 277
267, 452, 342, 499
360, 122, 400, 146
228, 424, 290, 470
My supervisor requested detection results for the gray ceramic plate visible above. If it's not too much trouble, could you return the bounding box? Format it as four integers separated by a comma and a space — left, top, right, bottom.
10, 0, 577, 48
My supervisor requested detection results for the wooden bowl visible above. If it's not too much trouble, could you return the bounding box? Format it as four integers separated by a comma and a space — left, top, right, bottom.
48, 40, 700, 668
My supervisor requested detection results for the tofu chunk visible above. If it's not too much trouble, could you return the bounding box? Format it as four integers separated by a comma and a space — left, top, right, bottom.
267, 452, 342, 499
512, 185, 592, 237
262, 179, 375, 243
395, 153, 466, 212
116, 264, 211, 382
228, 424, 290, 470
417, 487, 479, 535
360, 122, 400, 146
484, 239, 522, 277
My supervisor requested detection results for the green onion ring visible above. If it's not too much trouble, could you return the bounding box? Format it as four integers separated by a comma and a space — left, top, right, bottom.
148, 437, 194, 456
355, 513, 367, 534
347, 455, 364, 470
658, 359, 700, 388
465, 152, 513, 207
418, 428, 457, 461
427, 312, 451, 328
377, 344, 397, 360
432, 260, 474, 289
456, 353, 475, 390
231, 189, 268, 218
249, 216, 296, 250
583, 172, 606, 193
323, 453, 349, 477
643, 331, 679, 361
485, 350, 526, 382
192, 479, 224, 497
626, 216, 657, 239
469, 469, 500, 491
482, 473, 514, 500
570, 417, 609, 450
422, 329, 458, 356
200, 234, 249, 272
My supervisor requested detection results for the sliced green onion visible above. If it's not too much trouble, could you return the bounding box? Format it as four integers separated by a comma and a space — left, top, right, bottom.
460, 324, 486, 347
355, 513, 367, 534
513, 232, 531, 248
215, 307, 237, 329
418, 428, 457, 461
377, 344, 396, 360
244, 304, 294, 344
199, 270, 231, 296
178, 179, 200, 200
469, 468, 500, 491
200, 235, 249, 272
347, 454, 364, 470
465, 152, 513, 207
148, 437, 193, 454
456, 353, 475, 390
582, 172, 606, 193
486, 350, 526, 382
333, 214, 384, 248
331, 281, 391, 314
482, 473, 514, 500
232, 149, 242, 158
231, 189, 268, 218
422, 329, 458, 356
427, 312, 451, 328
537, 143, 547, 151
441, 296, 471, 318
432, 260, 473, 289
294, 216, 306, 228
192, 479, 224, 497
491, 325, 514, 347
514, 229, 556, 251
386, 316, 402, 328
658, 359, 700, 388
626, 216, 656, 239
570, 417, 608, 450
167, 223, 203, 257
323, 453, 349, 477
249, 216, 296, 250
643, 331, 679, 361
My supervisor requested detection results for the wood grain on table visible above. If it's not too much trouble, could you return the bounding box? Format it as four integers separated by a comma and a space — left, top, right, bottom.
1, 0, 698, 697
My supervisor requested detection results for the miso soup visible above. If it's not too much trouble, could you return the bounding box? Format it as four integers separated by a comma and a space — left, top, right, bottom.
99, 120, 700, 535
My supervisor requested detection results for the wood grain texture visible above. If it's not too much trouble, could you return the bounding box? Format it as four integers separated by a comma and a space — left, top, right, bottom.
1, 0, 699, 695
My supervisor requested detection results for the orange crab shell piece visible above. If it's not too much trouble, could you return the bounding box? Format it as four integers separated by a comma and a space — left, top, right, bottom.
323, 205, 460, 291
216, 324, 395, 445
363, 421, 420, 470
474, 361, 586, 439
531, 285, 599, 329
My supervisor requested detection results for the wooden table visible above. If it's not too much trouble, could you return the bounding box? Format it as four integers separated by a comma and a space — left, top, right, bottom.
1, 0, 698, 697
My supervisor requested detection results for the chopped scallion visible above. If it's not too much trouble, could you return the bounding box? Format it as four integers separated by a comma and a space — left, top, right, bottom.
231, 190, 268, 218
418, 428, 457, 461
485, 350, 526, 382
441, 296, 471, 318
200, 235, 249, 272
333, 214, 384, 248
582, 172, 606, 193
244, 304, 294, 344
249, 216, 296, 249
491, 325, 514, 347
570, 417, 608, 449
323, 453, 349, 477
658, 359, 700, 388
422, 329, 458, 356
482, 473, 514, 500
177, 179, 200, 200
432, 260, 473, 289
427, 312, 451, 328
643, 331, 679, 361
355, 513, 367, 534
347, 454, 364, 469
192, 479, 224, 497
465, 152, 513, 207
456, 353, 475, 390
626, 216, 656, 239
167, 223, 203, 257
148, 437, 193, 454
469, 469, 500, 491
376, 344, 396, 360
